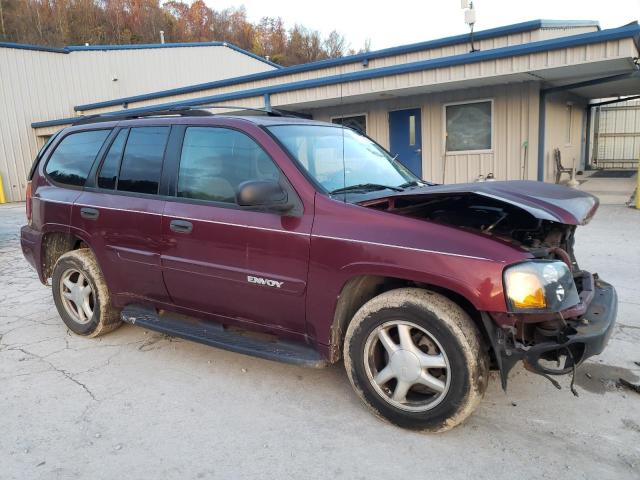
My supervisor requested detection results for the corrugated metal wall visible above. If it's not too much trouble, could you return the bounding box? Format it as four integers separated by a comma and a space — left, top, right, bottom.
311, 82, 540, 184
0, 46, 275, 202
544, 92, 587, 181
592, 98, 640, 168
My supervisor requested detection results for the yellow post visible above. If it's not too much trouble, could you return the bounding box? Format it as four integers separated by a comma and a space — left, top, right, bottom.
0, 174, 6, 204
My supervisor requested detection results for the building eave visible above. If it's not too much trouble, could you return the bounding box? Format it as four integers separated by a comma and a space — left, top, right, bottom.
73, 19, 604, 113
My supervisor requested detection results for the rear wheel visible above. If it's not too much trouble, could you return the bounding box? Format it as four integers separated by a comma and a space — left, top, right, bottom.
343, 288, 489, 432
52, 249, 121, 337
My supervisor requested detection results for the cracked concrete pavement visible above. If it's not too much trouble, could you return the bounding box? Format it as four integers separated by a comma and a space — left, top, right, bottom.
1, 201, 639, 479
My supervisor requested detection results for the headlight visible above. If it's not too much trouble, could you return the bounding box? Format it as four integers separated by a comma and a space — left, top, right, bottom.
503, 261, 580, 312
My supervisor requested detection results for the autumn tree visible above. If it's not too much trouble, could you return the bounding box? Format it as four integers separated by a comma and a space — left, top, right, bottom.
0, 0, 358, 66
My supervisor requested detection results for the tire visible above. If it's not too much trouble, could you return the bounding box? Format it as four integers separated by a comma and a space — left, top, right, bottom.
343, 288, 489, 432
51, 248, 121, 337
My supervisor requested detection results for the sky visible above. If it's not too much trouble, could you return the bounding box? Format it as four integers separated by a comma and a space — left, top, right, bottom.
207, 0, 640, 51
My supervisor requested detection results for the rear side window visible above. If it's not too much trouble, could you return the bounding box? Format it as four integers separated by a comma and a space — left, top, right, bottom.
45, 130, 110, 186
97, 129, 128, 190
177, 127, 279, 203
117, 127, 170, 195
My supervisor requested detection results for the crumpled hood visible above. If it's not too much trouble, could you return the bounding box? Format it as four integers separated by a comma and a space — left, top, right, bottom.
380, 180, 599, 225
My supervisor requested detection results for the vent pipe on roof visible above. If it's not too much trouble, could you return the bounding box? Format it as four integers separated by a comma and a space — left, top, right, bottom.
160, 30, 165, 44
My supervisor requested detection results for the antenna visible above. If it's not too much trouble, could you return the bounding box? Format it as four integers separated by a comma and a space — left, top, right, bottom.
461, 0, 479, 53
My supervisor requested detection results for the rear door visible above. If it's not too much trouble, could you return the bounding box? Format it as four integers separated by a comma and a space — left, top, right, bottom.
72, 125, 171, 303
160, 125, 312, 337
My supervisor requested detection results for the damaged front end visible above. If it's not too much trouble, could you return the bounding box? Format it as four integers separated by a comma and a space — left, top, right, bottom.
482, 272, 617, 392
359, 181, 616, 391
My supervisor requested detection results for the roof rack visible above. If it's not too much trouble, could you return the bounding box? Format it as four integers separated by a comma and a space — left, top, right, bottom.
70, 104, 300, 126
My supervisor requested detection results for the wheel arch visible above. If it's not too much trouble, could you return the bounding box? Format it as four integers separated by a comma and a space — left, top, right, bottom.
41, 229, 92, 281
328, 274, 492, 364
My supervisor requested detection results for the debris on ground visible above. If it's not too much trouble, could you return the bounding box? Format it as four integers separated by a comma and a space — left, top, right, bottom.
619, 378, 640, 395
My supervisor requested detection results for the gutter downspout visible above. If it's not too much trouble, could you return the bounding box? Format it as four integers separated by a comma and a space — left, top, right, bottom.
537, 90, 547, 181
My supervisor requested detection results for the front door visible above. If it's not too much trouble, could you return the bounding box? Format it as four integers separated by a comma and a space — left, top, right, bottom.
160, 126, 312, 338
389, 108, 423, 177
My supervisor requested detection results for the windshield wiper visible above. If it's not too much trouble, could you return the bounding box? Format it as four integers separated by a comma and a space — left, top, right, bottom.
398, 180, 426, 189
330, 183, 404, 195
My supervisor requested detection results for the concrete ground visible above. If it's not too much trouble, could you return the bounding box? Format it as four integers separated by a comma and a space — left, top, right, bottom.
1, 198, 639, 480
575, 169, 637, 205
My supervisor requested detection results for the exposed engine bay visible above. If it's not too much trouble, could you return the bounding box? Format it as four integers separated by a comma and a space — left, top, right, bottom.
360, 193, 578, 264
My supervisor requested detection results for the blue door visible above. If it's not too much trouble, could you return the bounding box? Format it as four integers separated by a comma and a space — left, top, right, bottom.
389, 108, 422, 177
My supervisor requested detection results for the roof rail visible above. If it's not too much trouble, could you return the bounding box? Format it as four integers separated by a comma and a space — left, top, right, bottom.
70, 104, 297, 126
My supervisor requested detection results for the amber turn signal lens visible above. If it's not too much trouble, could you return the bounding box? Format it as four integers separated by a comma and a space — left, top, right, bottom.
505, 271, 547, 309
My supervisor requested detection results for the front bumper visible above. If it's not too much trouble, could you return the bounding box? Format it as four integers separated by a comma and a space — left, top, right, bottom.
482, 276, 617, 388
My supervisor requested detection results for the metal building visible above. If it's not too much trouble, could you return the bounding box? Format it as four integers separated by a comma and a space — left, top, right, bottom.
0, 41, 279, 202
590, 97, 640, 169
3, 19, 640, 202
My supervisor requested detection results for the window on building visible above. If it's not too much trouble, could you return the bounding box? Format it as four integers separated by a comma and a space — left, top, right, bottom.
445, 100, 492, 152
331, 115, 367, 135
177, 127, 280, 203
97, 129, 128, 190
117, 127, 170, 195
45, 130, 111, 186
565, 103, 573, 145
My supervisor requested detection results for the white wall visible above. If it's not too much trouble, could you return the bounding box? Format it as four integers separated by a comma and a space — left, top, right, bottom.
543, 92, 587, 181
0, 45, 275, 202
311, 82, 540, 184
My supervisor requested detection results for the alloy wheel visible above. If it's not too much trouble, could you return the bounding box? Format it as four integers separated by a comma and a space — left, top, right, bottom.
364, 320, 451, 412
59, 268, 95, 325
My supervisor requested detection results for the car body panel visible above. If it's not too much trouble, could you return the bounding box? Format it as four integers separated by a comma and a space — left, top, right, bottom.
70, 190, 170, 303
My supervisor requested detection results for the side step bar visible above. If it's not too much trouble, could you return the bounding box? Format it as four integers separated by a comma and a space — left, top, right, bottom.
120, 305, 327, 368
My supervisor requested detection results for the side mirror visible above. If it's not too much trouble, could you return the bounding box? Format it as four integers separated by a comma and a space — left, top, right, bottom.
236, 180, 291, 212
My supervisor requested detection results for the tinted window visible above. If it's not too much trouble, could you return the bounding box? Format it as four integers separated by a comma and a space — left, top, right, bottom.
117, 127, 170, 195
177, 127, 279, 203
45, 130, 110, 186
97, 129, 128, 189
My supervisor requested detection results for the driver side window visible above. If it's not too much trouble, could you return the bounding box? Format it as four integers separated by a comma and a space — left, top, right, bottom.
177, 127, 280, 204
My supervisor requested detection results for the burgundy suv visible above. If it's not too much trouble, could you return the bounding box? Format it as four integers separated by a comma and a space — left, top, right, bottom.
21, 109, 617, 432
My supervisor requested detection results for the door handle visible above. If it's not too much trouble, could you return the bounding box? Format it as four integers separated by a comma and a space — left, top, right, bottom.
415, 148, 422, 153
80, 207, 99, 220
170, 219, 193, 234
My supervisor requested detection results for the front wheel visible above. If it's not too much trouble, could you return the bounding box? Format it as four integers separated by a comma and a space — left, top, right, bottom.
343, 288, 489, 432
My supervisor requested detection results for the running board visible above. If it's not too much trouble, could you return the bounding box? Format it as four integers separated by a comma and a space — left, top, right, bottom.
120, 305, 327, 368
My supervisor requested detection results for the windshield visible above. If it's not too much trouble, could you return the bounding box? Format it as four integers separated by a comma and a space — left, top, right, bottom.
267, 125, 420, 194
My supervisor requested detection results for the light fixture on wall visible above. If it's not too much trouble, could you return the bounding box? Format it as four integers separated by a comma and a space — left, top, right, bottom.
461, 0, 479, 53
